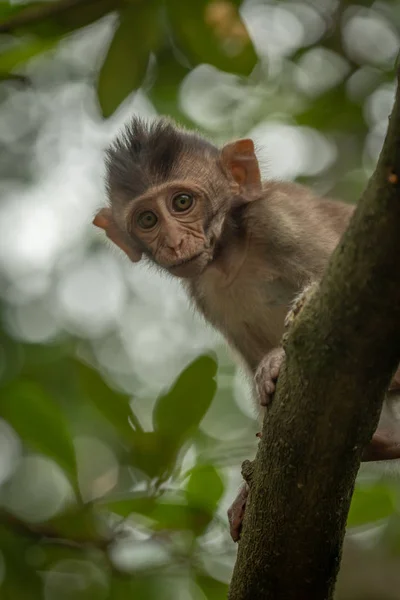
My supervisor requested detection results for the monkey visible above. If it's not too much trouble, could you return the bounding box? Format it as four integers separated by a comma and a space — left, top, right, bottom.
93, 116, 400, 542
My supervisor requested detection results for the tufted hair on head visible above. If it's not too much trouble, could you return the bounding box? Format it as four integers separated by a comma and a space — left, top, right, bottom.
105, 116, 219, 200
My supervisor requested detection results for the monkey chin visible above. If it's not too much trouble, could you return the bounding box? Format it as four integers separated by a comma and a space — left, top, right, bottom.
168, 251, 211, 279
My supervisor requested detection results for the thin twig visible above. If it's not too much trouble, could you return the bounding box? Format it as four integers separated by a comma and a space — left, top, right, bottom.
0, 509, 111, 550
0, 0, 97, 34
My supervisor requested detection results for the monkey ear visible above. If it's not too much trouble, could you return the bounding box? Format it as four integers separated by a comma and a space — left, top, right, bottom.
93, 208, 142, 263
221, 139, 261, 196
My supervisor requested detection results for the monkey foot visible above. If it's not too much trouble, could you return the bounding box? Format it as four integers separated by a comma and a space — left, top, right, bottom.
363, 430, 400, 462
255, 347, 286, 406
227, 483, 249, 542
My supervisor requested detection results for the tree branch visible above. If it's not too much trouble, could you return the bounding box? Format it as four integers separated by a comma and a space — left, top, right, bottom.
0, 508, 111, 550
0, 0, 97, 34
229, 67, 400, 600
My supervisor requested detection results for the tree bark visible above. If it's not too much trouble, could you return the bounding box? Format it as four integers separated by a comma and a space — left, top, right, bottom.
228, 67, 400, 600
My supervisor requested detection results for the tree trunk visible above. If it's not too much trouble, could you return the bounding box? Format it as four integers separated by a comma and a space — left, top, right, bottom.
228, 68, 400, 600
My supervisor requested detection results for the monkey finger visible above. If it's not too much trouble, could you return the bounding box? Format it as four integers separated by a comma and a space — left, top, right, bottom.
269, 364, 281, 380
255, 372, 274, 406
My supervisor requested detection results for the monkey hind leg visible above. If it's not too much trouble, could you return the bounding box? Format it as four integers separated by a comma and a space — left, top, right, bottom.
363, 393, 400, 463
227, 483, 249, 542
362, 431, 400, 462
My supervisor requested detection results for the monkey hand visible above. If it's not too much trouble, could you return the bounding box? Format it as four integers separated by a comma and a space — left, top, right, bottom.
227, 483, 249, 542
255, 347, 286, 406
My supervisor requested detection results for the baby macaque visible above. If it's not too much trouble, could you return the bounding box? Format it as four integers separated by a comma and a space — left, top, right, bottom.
93, 117, 400, 541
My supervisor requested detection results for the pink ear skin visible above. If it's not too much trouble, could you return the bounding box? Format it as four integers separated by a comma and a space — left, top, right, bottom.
221, 138, 262, 199
93, 208, 142, 263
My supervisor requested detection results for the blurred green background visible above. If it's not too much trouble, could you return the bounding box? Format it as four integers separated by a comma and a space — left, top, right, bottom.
0, 0, 400, 598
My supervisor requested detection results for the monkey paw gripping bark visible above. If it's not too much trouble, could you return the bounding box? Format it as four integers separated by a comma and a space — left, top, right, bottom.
254, 347, 286, 406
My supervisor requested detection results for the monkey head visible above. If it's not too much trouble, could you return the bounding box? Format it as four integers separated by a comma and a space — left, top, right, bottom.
93, 117, 261, 278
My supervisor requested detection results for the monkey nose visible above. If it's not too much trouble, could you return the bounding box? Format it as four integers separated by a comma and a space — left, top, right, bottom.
166, 237, 184, 253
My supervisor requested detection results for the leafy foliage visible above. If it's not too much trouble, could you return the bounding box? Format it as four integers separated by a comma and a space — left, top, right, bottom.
0, 380, 77, 485
0, 329, 223, 597
0, 0, 400, 598
97, 3, 160, 117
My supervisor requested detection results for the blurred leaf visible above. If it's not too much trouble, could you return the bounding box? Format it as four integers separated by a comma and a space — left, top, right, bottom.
0, 525, 43, 600
110, 576, 165, 598
42, 0, 119, 35
0, 333, 24, 386
46, 504, 109, 544
196, 573, 229, 600
152, 354, 217, 442
380, 513, 400, 556
129, 430, 178, 478
166, 0, 257, 76
150, 499, 212, 535
0, 0, 120, 38
75, 360, 140, 443
347, 483, 395, 528
186, 464, 224, 512
0, 380, 77, 483
97, 492, 156, 518
295, 85, 365, 132
0, 37, 57, 74
97, 2, 160, 117
0, 2, 18, 20
98, 491, 213, 535
0, 72, 30, 84
149, 47, 191, 123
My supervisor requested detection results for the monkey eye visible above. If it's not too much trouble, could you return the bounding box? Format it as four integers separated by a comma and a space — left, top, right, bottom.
137, 210, 158, 230
172, 193, 194, 212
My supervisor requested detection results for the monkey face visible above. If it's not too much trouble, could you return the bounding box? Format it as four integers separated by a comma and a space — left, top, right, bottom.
96, 117, 262, 278
127, 181, 218, 278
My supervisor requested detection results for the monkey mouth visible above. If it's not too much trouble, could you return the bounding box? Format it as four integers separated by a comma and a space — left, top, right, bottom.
169, 252, 204, 270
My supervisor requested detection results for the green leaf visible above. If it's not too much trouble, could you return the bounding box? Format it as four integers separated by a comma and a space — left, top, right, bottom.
347, 483, 395, 528
196, 574, 229, 600
0, 37, 57, 75
128, 430, 178, 478
380, 513, 400, 556
98, 492, 212, 535
97, 492, 156, 518
0, 525, 43, 600
44, 0, 119, 35
152, 355, 217, 442
74, 360, 139, 443
150, 499, 212, 535
186, 464, 224, 513
0, 2, 18, 21
295, 84, 365, 132
45, 504, 109, 544
97, 3, 160, 117
166, 0, 257, 76
149, 47, 191, 123
110, 576, 162, 598
0, 0, 119, 38
0, 381, 77, 483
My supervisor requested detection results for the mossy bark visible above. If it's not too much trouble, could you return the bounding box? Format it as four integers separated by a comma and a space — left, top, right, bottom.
228, 71, 400, 600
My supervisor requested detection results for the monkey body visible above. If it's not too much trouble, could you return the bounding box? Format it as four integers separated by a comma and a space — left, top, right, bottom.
188, 182, 353, 373
93, 117, 400, 540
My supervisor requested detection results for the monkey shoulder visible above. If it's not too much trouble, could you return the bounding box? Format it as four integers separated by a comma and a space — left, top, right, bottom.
243, 183, 353, 270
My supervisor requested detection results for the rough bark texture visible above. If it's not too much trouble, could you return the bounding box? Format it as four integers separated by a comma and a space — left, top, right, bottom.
228, 70, 400, 600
